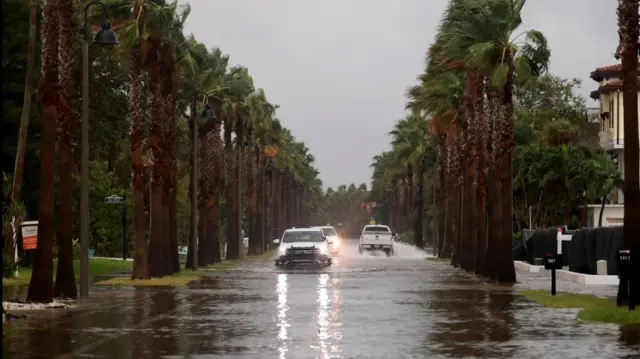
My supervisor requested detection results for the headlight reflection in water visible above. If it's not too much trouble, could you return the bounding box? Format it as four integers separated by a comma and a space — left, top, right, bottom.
276, 273, 289, 359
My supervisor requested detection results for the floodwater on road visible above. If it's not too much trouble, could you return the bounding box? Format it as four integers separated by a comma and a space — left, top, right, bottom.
3, 240, 640, 359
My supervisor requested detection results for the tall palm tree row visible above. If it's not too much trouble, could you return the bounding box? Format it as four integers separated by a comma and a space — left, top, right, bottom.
18, 0, 322, 301
370, 0, 550, 283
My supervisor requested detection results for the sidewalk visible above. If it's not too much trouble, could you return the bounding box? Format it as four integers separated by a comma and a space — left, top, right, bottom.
514, 267, 619, 299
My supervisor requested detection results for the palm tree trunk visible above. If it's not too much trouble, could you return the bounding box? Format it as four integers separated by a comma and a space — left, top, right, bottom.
6, 0, 37, 265
598, 195, 606, 227
196, 129, 209, 266
414, 170, 425, 248
28, 0, 59, 303
147, 74, 167, 278
186, 100, 197, 269
130, 43, 149, 279
617, 0, 640, 307
54, 0, 77, 299
247, 142, 259, 255
265, 164, 273, 249
164, 68, 179, 274
496, 60, 516, 284
255, 147, 265, 253
211, 122, 222, 263
224, 119, 238, 259
474, 86, 488, 276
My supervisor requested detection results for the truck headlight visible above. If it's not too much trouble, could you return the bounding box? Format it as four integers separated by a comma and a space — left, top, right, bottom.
278, 246, 286, 255
319, 246, 328, 255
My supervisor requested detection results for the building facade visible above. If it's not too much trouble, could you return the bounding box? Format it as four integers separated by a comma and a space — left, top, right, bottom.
590, 61, 640, 206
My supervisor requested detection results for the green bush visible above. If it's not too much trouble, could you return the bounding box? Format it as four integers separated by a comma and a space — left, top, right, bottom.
3, 252, 19, 278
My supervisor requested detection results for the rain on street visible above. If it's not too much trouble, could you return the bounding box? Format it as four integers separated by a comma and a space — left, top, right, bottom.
3, 240, 639, 359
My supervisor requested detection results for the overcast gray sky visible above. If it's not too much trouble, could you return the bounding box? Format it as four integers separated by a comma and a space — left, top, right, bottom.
182, 0, 618, 189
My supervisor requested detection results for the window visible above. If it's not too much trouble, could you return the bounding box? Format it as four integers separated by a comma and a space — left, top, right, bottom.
320, 227, 337, 236
282, 231, 324, 243
363, 226, 390, 233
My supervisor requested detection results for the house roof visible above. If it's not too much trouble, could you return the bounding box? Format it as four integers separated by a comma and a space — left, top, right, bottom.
591, 62, 640, 81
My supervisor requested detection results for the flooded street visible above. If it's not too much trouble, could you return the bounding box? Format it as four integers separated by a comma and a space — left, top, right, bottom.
3, 240, 640, 359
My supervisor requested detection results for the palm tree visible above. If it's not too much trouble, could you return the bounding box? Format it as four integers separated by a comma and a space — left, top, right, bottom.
128, 0, 150, 280
133, 0, 189, 277
6, 0, 38, 267
454, 0, 549, 281
222, 66, 254, 260
27, 0, 59, 303
103, 0, 152, 280
54, 0, 77, 299
389, 115, 432, 248
616, 0, 640, 308
245, 89, 276, 255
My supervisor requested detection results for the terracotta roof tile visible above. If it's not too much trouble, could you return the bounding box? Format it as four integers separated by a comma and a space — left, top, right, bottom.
601, 76, 640, 87
594, 62, 640, 73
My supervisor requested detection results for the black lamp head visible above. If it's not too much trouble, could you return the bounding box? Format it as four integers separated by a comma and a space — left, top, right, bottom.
93, 20, 119, 45
421, 153, 435, 167
200, 104, 215, 119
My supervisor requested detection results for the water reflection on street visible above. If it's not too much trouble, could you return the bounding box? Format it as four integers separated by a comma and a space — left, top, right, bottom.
3, 241, 640, 359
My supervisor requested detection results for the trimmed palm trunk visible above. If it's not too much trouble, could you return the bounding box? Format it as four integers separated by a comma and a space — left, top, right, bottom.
413, 169, 425, 249
473, 79, 487, 276
255, 146, 265, 253
496, 57, 516, 283
224, 118, 238, 259
186, 101, 198, 269
27, 0, 59, 303
147, 66, 169, 278
164, 58, 179, 274
196, 129, 209, 266
247, 139, 259, 255
210, 122, 223, 263
130, 44, 149, 279
437, 133, 448, 257
617, 0, 640, 307
54, 0, 77, 299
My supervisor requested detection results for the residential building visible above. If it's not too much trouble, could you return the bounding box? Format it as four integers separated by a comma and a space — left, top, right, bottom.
586, 59, 640, 226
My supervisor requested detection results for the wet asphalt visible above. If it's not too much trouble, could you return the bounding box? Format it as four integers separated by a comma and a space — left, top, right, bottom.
3, 239, 640, 359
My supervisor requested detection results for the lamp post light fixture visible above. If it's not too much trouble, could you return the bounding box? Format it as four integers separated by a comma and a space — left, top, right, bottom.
79, 0, 119, 300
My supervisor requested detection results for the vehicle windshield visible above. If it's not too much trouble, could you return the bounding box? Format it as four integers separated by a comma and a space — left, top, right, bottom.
364, 226, 390, 233
320, 227, 337, 236
282, 230, 325, 243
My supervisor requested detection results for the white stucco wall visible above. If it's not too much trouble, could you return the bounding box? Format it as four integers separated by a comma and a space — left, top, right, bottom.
587, 205, 624, 228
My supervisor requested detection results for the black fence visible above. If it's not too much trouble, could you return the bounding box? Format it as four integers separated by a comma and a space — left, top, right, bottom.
513, 226, 624, 275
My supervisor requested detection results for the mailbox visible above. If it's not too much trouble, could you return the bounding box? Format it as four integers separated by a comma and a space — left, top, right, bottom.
617, 249, 632, 277
544, 253, 562, 270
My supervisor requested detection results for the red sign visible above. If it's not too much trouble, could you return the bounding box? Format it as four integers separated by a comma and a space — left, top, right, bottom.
21, 221, 38, 251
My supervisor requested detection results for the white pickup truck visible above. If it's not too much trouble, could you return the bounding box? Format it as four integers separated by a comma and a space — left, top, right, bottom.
358, 225, 395, 256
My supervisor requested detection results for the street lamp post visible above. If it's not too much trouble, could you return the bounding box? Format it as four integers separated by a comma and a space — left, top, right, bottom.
80, 1, 119, 300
